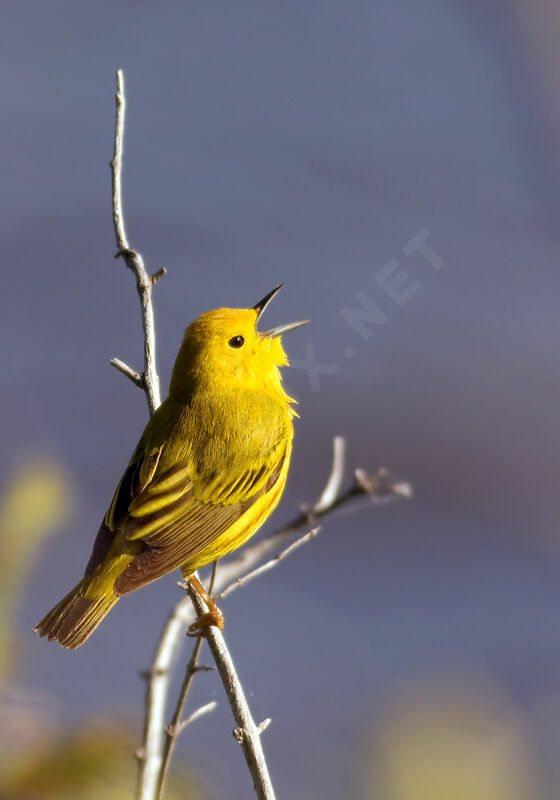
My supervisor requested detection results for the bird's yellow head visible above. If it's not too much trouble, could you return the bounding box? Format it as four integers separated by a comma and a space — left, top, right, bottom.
169, 286, 308, 404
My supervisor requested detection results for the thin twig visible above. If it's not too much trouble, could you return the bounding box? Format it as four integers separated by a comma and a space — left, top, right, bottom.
136, 600, 195, 799
110, 69, 169, 800
313, 435, 346, 512
174, 701, 218, 736
210, 456, 412, 603
155, 636, 204, 800
111, 68, 163, 415
110, 357, 144, 387
157, 565, 218, 800
216, 447, 412, 590
215, 527, 321, 603
187, 586, 277, 800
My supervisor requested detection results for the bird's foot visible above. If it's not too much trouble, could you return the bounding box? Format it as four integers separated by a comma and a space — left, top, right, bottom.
186, 573, 225, 637
187, 608, 224, 637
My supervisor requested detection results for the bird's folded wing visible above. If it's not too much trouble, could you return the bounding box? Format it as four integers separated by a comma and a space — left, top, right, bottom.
108, 441, 287, 594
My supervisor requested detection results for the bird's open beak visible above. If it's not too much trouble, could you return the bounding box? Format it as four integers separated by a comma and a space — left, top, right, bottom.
253, 285, 309, 338
261, 319, 309, 338
253, 284, 284, 319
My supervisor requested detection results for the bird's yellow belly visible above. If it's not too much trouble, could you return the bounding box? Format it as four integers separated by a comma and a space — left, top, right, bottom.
180, 448, 291, 577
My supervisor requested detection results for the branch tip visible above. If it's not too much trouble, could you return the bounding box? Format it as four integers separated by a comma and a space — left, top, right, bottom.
354, 467, 413, 499
392, 480, 414, 499
314, 435, 347, 513
177, 701, 218, 735
151, 267, 167, 285
110, 358, 143, 388
258, 718, 271, 734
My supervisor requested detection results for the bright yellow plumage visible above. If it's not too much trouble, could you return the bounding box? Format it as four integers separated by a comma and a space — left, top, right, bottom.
35, 287, 307, 648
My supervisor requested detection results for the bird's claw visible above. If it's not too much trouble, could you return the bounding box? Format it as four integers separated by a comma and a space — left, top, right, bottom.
187, 608, 225, 637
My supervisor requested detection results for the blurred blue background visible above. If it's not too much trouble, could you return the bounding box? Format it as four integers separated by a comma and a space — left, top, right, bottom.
2, 1, 560, 798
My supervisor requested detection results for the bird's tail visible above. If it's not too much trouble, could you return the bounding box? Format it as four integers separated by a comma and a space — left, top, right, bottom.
34, 577, 119, 649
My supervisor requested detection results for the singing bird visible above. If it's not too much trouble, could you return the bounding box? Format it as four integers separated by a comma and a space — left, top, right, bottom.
35, 286, 307, 648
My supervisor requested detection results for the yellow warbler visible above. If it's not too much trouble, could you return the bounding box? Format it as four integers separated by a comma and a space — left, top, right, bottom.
35, 286, 307, 648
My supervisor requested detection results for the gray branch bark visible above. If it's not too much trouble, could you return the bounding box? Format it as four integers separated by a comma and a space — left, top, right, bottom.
110, 69, 163, 415
188, 586, 277, 800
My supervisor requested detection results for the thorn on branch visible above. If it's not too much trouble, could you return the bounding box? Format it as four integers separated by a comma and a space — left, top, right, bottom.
354, 467, 413, 500
258, 718, 271, 734
115, 246, 138, 260
151, 267, 167, 285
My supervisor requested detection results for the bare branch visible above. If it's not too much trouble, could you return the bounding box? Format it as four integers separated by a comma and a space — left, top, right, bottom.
157, 565, 218, 800
110, 357, 143, 388
211, 462, 412, 603
354, 467, 413, 499
187, 585, 277, 800
313, 435, 346, 512
151, 267, 167, 285
110, 70, 167, 798
136, 599, 194, 800
156, 636, 204, 800
215, 461, 412, 590
111, 68, 162, 415
173, 701, 217, 736
215, 527, 321, 602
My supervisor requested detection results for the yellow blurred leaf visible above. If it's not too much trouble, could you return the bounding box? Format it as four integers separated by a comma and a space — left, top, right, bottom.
363, 680, 540, 800
0, 720, 206, 800
0, 455, 73, 680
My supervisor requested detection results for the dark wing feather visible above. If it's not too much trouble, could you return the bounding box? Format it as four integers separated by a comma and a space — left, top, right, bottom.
83, 446, 162, 577
114, 457, 284, 594
84, 522, 114, 577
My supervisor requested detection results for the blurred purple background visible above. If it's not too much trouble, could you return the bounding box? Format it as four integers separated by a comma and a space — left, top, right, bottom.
2, 1, 560, 798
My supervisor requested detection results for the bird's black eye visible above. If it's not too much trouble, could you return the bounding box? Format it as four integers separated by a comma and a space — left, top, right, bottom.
228, 335, 245, 349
